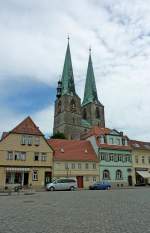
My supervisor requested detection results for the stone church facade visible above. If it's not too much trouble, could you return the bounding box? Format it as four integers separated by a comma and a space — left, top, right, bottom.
53, 41, 105, 139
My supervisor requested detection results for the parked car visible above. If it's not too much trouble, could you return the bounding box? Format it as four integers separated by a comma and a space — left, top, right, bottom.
46, 178, 77, 191
89, 182, 111, 190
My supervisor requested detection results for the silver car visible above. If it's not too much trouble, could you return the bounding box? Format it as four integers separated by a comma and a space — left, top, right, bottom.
46, 178, 77, 191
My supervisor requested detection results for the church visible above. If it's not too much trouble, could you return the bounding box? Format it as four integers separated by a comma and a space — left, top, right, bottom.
53, 40, 105, 139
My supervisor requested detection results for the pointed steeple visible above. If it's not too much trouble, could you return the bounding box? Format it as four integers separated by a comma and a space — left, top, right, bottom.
61, 38, 76, 96
82, 49, 99, 106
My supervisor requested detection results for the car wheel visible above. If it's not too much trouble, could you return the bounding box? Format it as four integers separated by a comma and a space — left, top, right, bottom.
49, 187, 55, 191
70, 186, 75, 191
107, 186, 110, 190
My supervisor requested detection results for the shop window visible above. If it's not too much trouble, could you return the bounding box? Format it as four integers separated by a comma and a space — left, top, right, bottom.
103, 170, 110, 180
116, 170, 123, 180
32, 170, 38, 181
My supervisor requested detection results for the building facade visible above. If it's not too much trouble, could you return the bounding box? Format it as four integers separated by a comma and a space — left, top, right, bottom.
130, 140, 150, 185
0, 117, 53, 190
53, 41, 105, 139
83, 127, 133, 187
48, 139, 99, 188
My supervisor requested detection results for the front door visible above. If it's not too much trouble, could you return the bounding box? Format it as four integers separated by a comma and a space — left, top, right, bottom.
45, 172, 52, 186
76, 176, 83, 188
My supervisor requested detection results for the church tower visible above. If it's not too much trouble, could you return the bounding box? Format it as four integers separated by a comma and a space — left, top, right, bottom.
53, 39, 82, 139
81, 50, 105, 128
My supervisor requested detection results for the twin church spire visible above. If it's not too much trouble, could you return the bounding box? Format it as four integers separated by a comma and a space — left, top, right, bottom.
54, 39, 105, 139
59, 40, 99, 104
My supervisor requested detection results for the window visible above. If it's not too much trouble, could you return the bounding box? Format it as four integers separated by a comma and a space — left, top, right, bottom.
27, 136, 32, 145
85, 163, 89, 169
83, 108, 87, 120
14, 152, 20, 160
7, 151, 13, 160
78, 163, 81, 169
21, 135, 26, 145
21, 135, 33, 145
71, 163, 75, 169
32, 170, 38, 181
95, 107, 100, 119
35, 137, 40, 146
65, 163, 69, 169
21, 152, 26, 161
103, 170, 110, 180
41, 153, 47, 161
148, 156, 150, 164
34, 153, 39, 161
142, 156, 145, 164
93, 163, 96, 169
116, 170, 123, 180
135, 155, 138, 163
70, 99, 76, 112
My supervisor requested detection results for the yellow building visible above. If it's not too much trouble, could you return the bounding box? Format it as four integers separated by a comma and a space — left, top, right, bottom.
0, 117, 53, 190
48, 139, 99, 188
130, 140, 150, 185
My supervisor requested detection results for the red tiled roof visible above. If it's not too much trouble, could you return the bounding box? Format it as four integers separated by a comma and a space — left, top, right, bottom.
81, 127, 111, 139
47, 139, 98, 162
11, 116, 43, 136
130, 140, 150, 150
96, 141, 132, 151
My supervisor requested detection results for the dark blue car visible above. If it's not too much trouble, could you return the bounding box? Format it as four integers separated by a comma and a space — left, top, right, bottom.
89, 182, 111, 190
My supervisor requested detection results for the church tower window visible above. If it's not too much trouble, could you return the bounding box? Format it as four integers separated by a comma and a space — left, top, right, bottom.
70, 99, 76, 112
96, 107, 100, 119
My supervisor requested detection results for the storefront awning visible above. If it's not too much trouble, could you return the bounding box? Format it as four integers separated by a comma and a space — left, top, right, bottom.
6, 168, 30, 172
136, 171, 150, 178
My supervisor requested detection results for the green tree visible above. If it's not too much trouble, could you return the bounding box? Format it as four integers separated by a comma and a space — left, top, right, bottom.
50, 132, 66, 139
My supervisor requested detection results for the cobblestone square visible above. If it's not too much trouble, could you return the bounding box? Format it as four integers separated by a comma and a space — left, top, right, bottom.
0, 188, 150, 233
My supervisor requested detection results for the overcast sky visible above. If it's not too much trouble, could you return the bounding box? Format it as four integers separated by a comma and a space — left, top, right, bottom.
0, 0, 150, 141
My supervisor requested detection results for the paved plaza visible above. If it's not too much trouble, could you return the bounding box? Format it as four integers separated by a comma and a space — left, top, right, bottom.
0, 188, 150, 233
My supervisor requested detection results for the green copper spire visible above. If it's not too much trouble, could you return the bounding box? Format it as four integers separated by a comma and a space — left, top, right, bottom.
82, 50, 99, 106
61, 39, 76, 96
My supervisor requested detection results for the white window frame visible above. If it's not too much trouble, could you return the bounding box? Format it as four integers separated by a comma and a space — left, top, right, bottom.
32, 170, 38, 181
